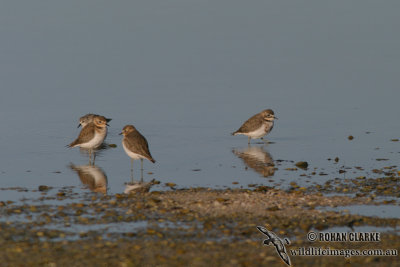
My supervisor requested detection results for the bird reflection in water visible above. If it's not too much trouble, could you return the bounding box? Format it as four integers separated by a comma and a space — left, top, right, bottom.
233, 145, 276, 177
124, 179, 156, 194
69, 164, 108, 194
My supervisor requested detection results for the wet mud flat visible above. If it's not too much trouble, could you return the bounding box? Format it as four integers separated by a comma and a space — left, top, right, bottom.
0, 185, 399, 267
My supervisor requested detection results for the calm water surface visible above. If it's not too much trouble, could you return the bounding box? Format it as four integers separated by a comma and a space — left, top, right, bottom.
0, 1, 399, 219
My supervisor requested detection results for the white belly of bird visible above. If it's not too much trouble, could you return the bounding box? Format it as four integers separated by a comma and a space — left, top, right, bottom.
79, 131, 106, 149
123, 142, 146, 160
245, 126, 267, 139
243, 122, 273, 139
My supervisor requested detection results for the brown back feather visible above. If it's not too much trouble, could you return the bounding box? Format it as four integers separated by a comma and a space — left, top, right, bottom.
68, 123, 96, 147
124, 130, 155, 163
233, 113, 264, 134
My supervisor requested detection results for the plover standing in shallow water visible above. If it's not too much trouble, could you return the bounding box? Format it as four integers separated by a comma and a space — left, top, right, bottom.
78, 113, 112, 128
119, 125, 155, 182
68, 115, 108, 164
232, 109, 277, 144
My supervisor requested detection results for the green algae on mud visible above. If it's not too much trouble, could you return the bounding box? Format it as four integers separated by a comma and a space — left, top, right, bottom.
1, 237, 398, 267
0, 185, 399, 266
308, 176, 400, 197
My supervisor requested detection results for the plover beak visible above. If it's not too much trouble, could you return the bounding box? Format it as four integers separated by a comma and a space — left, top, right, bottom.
106, 123, 110, 127
118, 132, 123, 135
274, 116, 278, 120
77, 124, 81, 128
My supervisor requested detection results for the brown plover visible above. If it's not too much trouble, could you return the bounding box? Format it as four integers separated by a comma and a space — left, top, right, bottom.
232, 109, 277, 144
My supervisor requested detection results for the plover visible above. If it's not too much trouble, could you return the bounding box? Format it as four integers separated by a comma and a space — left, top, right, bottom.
78, 113, 112, 128
68, 115, 108, 164
119, 125, 155, 181
232, 109, 277, 144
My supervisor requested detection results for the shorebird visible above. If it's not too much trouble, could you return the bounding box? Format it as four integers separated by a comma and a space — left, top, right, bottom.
68, 115, 108, 164
119, 125, 155, 182
78, 113, 112, 128
232, 109, 277, 144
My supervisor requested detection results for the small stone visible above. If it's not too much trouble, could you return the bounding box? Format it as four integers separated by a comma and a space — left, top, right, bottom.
267, 206, 280, 211
38, 185, 51, 192
147, 228, 156, 235
295, 161, 308, 169
36, 231, 44, 237
216, 198, 228, 203
30, 206, 38, 212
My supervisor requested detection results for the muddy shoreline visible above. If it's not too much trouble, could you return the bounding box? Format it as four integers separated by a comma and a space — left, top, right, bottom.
0, 186, 398, 266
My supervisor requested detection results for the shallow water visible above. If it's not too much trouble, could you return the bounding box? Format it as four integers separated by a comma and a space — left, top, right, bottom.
0, 1, 400, 220
319, 205, 400, 219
